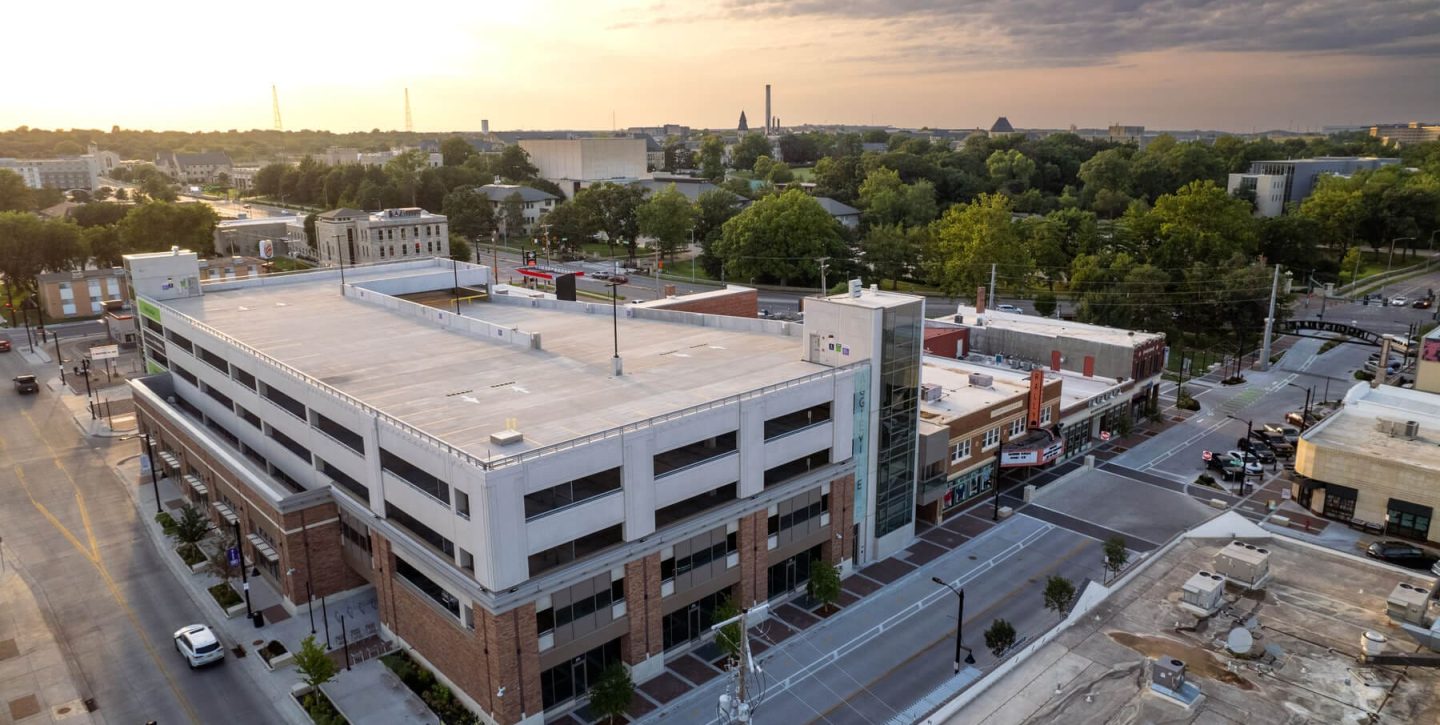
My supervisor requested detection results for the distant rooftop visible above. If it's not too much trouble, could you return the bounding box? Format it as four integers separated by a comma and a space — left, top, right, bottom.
1301, 383, 1440, 476
920, 355, 1123, 423
475, 184, 557, 203
950, 305, 1165, 347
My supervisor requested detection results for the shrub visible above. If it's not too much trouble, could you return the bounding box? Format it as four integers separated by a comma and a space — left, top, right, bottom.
176, 543, 206, 566
1354, 370, 1374, 381
208, 582, 242, 608
155, 511, 178, 536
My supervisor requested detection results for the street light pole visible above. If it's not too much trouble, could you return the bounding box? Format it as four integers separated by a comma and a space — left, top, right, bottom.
1227, 415, 1254, 496
233, 519, 253, 618
1382, 237, 1415, 300
610, 281, 622, 376
932, 577, 977, 673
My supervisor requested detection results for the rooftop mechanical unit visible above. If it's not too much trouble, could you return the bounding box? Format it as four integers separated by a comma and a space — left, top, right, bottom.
1387, 582, 1432, 626
1152, 657, 1187, 691
1179, 570, 1226, 617
1214, 541, 1271, 590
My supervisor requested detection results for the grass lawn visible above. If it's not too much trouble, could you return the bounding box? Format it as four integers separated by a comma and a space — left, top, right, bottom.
789, 166, 816, 182
265, 257, 314, 273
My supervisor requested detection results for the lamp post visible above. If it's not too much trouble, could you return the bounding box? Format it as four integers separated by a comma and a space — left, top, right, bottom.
609, 280, 622, 376
137, 432, 163, 514
931, 577, 977, 673
1226, 414, 1255, 496
1381, 236, 1415, 300
233, 519, 253, 618
1286, 382, 1313, 432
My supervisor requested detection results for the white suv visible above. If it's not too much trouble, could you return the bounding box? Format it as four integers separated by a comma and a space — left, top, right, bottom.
173, 624, 225, 668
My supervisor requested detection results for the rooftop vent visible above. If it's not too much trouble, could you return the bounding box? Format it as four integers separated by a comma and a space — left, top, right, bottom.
921, 383, 943, 402
968, 373, 993, 388
1387, 582, 1431, 625
1213, 541, 1271, 590
490, 429, 524, 446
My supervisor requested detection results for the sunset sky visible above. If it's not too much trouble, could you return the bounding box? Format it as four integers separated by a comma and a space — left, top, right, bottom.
9, 0, 1438, 133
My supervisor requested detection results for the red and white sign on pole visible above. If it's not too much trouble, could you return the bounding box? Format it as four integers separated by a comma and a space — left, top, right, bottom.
1100, 431, 1111, 442
1202, 450, 1213, 461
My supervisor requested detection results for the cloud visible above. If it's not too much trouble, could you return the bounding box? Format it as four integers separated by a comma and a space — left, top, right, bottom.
697, 0, 1440, 68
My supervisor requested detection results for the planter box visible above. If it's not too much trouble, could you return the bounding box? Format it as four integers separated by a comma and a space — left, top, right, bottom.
175, 544, 207, 571
260, 641, 294, 671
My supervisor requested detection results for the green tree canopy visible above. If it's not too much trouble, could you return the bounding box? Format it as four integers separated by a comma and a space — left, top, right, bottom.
730, 133, 774, 171
494, 145, 538, 181
861, 223, 923, 289
636, 184, 695, 259
117, 201, 220, 256
699, 135, 725, 182
986, 149, 1037, 193
925, 193, 1031, 295
573, 182, 648, 259
858, 167, 938, 228
0, 169, 32, 212
715, 188, 846, 286
440, 136, 474, 166
441, 189, 496, 240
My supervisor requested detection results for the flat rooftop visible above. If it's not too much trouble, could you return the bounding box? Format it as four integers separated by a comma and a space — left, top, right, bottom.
1301, 383, 1440, 475
949, 305, 1164, 346
159, 263, 825, 459
920, 356, 1125, 423
956, 528, 1440, 724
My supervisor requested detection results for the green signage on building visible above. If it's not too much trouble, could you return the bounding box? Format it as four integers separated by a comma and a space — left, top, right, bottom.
137, 297, 162, 322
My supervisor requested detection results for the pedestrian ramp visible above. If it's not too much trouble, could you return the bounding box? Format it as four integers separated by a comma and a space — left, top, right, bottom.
887, 667, 983, 725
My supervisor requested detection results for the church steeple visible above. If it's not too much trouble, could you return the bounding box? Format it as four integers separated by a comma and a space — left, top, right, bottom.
738, 110, 749, 132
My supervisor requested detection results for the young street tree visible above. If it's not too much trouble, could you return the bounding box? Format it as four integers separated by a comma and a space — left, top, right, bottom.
588, 664, 634, 725
807, 557, 842, 615
985, 619, 1017, 658
713, 596, 742, 662
501, 192, 526, 240
294, 634, 339, 698
636, 184, 695, 260
1042, 576, 1076, 618
173, 504, 212, 546
1103, 536, 1130, 582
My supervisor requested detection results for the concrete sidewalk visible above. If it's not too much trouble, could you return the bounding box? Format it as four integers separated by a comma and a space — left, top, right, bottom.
323, 659, 437, 725
0, 544, 99, 725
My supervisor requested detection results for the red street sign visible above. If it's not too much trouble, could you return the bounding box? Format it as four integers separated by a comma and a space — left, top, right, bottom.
1202, 450, 1213, 461
1100, 431, 1111, 442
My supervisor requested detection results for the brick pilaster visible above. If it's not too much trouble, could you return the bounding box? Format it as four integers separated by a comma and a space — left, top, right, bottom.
828, 473, 855, 566
737, 510, 769, 607
622, 554, 663, 664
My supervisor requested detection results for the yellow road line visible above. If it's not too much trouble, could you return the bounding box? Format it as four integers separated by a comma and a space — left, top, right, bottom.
18, 410, 202, 724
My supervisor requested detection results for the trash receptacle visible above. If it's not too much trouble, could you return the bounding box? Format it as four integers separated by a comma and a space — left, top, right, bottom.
251, 610, 264, 628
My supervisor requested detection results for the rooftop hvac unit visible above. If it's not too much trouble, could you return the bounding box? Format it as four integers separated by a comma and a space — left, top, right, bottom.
1387, 582, 1431, 625
1179, 571, 1226, 616
1152, 657, 1187, 691
968, 373, 993, 388
1213, 541, 1271, 590
921, 383, 943, 403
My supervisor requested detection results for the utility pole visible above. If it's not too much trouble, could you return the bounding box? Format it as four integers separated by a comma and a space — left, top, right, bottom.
988, 264, 997, 310
1259, 264, 1280, 371
714, 602, 769, 724
817, 257, 830, 296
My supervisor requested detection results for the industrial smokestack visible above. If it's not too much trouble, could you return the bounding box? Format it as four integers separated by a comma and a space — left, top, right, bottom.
482, 119, 490, 133
765, 84, 772, 134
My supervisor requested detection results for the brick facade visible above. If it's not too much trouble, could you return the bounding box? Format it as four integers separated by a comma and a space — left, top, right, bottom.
736, 509, 769, 607
622, 554, 663, 665
135, 399, 365, 608
641, 288, 758, 318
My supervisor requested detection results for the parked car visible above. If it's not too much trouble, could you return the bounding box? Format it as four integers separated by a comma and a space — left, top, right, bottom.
1223, 450, 1265, 475
173, 624, 225, 668
1250, 429, 1294, 457
13, 374, 38, 394
1235, 438, 1277, 465
1263, 423, 1301, 445
1390, 296, 1409, 307
1413, 297, 1434, 309
1366, 541, 1438, 570
0, 338, 10, 352
1206, 454, 1246, 481
997, 304, 1025, 314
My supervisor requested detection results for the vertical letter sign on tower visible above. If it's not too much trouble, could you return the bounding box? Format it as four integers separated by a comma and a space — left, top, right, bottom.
1027, 368, 1044, 428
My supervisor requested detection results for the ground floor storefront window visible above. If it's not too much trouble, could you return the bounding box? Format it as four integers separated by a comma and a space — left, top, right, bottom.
942, 461, 994, 512
767, 544, 821, 601
1387, 498, 1433, 541
1322, 484, 1357, 521
663, 585, 736, 651
540, 637, 622, 710
1060, 418, 1095, 461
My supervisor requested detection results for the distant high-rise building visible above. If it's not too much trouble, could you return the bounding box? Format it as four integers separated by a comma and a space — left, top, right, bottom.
1370, 122, 1440, 147
1227, 156, 1400, 217
482, 119, 490, 134
1108, 125, 1145, 144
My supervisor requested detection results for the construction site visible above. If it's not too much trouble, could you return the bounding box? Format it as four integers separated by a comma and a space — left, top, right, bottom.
955, 515, 1440, 724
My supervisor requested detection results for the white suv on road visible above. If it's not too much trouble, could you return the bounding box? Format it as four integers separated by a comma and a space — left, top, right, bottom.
173, 624, 224, 668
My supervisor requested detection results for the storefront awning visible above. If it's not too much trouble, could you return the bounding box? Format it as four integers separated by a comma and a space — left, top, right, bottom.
158, 451, 181, 470
183, 474, 208, 496
212, 502, 239, 525
245, 533, 279, 562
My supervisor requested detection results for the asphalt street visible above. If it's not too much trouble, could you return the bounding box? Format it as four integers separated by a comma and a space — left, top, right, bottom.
0, 342, 285, 725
